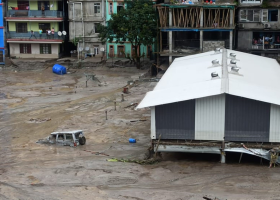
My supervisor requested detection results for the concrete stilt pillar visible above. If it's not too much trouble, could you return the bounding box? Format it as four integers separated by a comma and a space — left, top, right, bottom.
230, 31, 233, 50
169, 8, 172, 65
221, 151, 226, 164
200, 30, 203, 52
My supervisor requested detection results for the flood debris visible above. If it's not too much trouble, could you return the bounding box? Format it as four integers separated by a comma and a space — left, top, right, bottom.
83, 150, 109, 156
124, 103, 138, 109
203, 196, 221, 200
29, 118, 51, 123
37, 130, 86, 147
107, 157, 160, 165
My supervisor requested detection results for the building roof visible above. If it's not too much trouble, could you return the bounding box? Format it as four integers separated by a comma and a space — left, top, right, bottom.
137, 49, 280, 109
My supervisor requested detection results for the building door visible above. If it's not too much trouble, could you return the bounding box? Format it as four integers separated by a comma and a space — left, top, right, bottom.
109, 45, 114, 57
117, 45, 125, 58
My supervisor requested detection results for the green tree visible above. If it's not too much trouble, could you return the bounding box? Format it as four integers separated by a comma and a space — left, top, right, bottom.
98, 0, 157, 68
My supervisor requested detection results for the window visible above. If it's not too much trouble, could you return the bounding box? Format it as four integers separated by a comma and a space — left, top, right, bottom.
57, 134, 64, 140
109, 2, 113, 14
94, 23, 100, 33
262, 10, 268, 22
117, 45, 125, 58
65, 134, 73, 140
20, 44, 31, 54
17, 1, 29, 10
240, 9, 260, 22
269, 10, 278, 22
262, 10, 278, 22
117, 3, 124, 12
16, 23, 27, 33
40, 44, 51, 54
241, 0, 261, 3
94, 46, 99, 55
38, 1, 50, 10
94, 3, 100, 14
39, 23, 50, 33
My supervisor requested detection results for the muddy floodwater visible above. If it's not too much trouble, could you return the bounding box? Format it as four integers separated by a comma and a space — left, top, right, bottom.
0, 66, 280, 200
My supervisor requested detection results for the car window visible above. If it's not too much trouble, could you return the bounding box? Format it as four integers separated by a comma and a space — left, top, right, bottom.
65, 134, 73, 140
57, 134, 64, 140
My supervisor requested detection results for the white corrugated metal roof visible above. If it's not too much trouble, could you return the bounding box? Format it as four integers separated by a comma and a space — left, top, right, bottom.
137, 49, 280, 109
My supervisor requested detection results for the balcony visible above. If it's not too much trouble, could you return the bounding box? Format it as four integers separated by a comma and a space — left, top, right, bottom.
6, 32, 64, 43
7, 10, 63, 18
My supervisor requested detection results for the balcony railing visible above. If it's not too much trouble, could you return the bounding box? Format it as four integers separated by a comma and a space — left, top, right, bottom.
252, 43, 280, 50
7, 10, 63, 18
7, 32, 65, 40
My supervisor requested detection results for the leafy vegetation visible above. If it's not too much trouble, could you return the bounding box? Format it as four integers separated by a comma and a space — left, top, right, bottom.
98, 0, 157, 68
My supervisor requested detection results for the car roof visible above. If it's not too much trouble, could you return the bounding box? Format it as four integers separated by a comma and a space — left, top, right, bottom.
51, 130, 83, 135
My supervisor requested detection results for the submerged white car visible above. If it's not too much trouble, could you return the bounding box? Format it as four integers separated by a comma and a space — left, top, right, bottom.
37, 130, 86, 147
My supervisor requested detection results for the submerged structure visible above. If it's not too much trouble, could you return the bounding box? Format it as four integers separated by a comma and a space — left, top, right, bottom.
137, 48, 280, 163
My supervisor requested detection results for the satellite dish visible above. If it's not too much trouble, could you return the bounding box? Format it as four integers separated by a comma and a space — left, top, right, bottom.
62, 31, 67, 35
58, 31, 62, 36
85, 47, 90, 51
78, 47, 83, 52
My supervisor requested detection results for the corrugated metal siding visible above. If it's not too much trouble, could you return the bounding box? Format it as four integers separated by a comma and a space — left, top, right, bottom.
225, 94, 270, 142
155, 100, 195, 139
269, 104, 280, 142
195, 94, 225, 141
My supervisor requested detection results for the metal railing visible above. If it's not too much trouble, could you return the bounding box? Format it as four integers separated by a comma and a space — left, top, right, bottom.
7, 32, 65, 40
7, 10, 63, 18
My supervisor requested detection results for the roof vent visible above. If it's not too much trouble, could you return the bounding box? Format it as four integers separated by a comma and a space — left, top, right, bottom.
214, 48, 221, 54
211, 72, 219, 78
230, 60, 237, 65
231, 67, 239, 72
229, 53, 236, 59
212, 59, 219, 65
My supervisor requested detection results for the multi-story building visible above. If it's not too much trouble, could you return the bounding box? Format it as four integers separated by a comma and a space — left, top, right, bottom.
156, 0, 235, 65
68, 0, 106, 58
236, 0, 280, 60
0, 0, 5, 64
106, 0, 155, 59
5, 0, 66, 58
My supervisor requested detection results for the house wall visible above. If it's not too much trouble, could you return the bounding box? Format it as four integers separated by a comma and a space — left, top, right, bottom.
9, 43, 59, 58
8, 22, 59, 32
8, 1, 58, 10
106, 42, 154, 58
203, 41, 225, 52
237, 31, 252, 50
238, 8, 280, 29
0, 0, 4, 64
225, 94, 270, 142
153, 94, 276, 143
195, 94, 226, 141
155, 100, 195, 140
68, 0, 105, 56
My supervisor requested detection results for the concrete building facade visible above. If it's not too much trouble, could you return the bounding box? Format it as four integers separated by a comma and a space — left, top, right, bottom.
68, 0, 106, 58
236, 0, 280, 60
156, 0, 235, 65
5, 0, 66, 59
0, 0, 5, 64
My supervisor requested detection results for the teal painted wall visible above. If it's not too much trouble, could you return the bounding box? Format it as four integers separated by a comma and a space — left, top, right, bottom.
105, 0, 155, 59
106, 42, 154, 58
